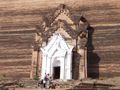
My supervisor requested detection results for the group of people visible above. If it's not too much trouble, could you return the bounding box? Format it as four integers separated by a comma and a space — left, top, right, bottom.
39, 73, 53, 89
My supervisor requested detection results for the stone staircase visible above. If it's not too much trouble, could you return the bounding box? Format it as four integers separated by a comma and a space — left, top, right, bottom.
2, 79, 119, 90
68, 82, 113, 90
52, 80, 78, 89
52, 80, 118, 90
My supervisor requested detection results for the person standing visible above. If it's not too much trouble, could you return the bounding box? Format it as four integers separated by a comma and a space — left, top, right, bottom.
43, 79, 46, 88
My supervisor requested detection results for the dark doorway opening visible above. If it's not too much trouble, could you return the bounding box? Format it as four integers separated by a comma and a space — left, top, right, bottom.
53, 67, 60, 79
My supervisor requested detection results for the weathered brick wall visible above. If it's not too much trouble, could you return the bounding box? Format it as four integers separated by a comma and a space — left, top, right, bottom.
0, 33, 34, 79
0, 0, 120, 79
82, 1, 120, 78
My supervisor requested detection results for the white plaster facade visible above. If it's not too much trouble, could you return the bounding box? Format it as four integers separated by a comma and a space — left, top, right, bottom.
41, 33, 73, 80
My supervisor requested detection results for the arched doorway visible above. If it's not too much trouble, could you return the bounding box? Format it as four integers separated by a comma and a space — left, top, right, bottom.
41, 34, 73, 80
53, 60, 60, 79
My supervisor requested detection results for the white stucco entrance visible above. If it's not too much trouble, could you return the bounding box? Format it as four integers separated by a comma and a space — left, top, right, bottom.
41, 33, 73, 80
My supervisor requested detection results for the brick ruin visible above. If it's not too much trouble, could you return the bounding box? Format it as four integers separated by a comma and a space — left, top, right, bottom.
30, 4, 88, 80
0, 0, 120, 80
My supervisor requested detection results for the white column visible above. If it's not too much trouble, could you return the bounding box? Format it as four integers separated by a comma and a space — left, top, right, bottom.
51, 57, 55, 77
41, 54, 46, 79
46, 56, 51, 74
49, 57, 52, 76
60, 57, 65, 80
66, 51, 72, 80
